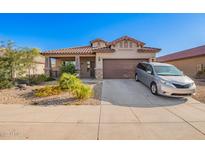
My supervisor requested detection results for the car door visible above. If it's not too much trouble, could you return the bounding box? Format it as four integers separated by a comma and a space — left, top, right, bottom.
145, 64, 154, 87
137, 63, 147, 84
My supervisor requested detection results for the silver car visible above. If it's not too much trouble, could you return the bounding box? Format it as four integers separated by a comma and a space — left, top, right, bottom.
135, 62, 196, 97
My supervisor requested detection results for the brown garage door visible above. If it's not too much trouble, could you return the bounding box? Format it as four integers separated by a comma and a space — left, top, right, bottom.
103, 59, 148, 79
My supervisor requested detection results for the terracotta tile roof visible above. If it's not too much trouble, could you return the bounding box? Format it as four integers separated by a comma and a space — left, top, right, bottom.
157, 45, 205, 62
42, 46, 94, 55
41, 46, 115, 55
108, 36, 145, 46
138, 47, 161, 52
92, 47, 115, 53
41, 36, 160, 56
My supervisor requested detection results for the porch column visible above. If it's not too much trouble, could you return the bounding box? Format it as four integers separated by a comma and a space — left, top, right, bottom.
45, 57, 52, 77
75, 55, 80, 77
95, 55, 103, 80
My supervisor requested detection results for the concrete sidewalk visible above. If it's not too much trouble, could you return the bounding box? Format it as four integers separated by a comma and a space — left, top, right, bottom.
0, 103, 205, 139
0, 79, 205, 139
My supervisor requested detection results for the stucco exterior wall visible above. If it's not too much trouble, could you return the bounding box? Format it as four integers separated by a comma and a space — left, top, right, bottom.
29, 56, 45, 75
94, 41, 156, 79
95, 42, 156, 69
43, 40, 157, 80
30, 63, 45, 75
163, 55, 205, 78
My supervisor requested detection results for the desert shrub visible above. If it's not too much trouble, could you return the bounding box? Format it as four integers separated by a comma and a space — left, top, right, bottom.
30, 74, 48, 85
46, 76, 55, 81
72, 84, 93, 99
0, 79, 13, 89
59, 73, 81, 90
0, 56, 13, 89
17, 74, 55, 85
34, 86, 61, 97
60, 62, 76, 75
59, 73, 92, 99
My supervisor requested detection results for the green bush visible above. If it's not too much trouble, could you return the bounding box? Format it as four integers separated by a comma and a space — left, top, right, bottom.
30, 74, 48, 85
34, 86, 61, 97
0, 79, 13, 89
0, 56, 13, 89
59, 73, 81, 90
72, 84, 93, 99
60, 62, 76, 75
17, 74, 55, 85
59, 73, 92, 99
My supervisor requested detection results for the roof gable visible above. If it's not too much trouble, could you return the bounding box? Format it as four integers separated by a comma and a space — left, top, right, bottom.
90, 38, 107, 44
108, 36, 145, 46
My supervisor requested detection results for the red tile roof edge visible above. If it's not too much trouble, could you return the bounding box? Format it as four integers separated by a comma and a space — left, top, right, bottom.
157, 45, 205, 62
138, 47, 161, 52
108, 35, 145, 46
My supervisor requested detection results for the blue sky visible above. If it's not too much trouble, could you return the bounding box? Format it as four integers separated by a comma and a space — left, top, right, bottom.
0, 13, 205, 56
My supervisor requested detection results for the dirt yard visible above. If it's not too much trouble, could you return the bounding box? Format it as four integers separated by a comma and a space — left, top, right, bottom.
0, 81, 102, 106
193, 79, 205, 104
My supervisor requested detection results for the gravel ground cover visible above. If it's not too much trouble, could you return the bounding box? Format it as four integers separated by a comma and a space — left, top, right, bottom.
0, 81, 102, 106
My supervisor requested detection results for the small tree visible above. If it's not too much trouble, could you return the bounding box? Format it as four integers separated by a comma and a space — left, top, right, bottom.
0, 40, 40, 88
0, 56, 13, 89
21, 48, 40, 84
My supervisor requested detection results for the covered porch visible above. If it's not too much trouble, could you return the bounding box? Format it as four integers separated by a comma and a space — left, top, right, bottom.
45, 55, 96, 78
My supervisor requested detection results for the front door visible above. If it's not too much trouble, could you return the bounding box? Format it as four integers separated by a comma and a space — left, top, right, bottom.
80, 57, 95, 78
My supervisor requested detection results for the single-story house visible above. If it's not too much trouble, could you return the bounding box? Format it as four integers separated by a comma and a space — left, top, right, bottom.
157, 45, 205, 78
41, 36, 160, 79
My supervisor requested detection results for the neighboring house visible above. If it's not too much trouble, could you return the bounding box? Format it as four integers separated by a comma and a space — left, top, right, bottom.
0, 48, 45, 76
41, 36, 160, 79
157, 45, 205, 78
29, 56, 45, 75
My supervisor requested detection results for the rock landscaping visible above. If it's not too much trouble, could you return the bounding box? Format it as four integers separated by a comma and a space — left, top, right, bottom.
0, 80, 102, 106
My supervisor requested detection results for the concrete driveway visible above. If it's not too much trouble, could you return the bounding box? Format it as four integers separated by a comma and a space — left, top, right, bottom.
100, 79, 205, 139
0, 79, 205, 139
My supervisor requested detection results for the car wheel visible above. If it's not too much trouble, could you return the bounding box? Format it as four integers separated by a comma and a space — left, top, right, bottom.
151, 83, 158, 95
135, 74, 139, 81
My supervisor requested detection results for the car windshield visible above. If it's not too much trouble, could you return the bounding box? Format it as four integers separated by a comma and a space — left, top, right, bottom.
154, 65, 183, 76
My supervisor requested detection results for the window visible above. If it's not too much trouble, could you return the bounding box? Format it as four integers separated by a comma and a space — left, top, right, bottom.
154, 65, 183, 76
197, 64, 204, 72
124, 40, 128, 48
87, 61, 90, 71
145, 64, 154, 75
137, 63, 146, 71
